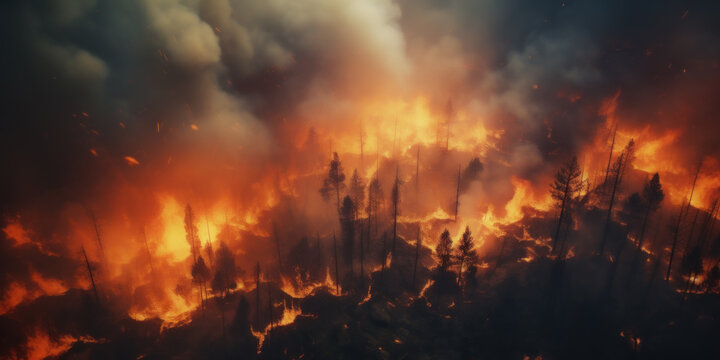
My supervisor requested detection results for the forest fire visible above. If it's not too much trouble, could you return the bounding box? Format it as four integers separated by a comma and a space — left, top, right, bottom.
3, 0, 720, 359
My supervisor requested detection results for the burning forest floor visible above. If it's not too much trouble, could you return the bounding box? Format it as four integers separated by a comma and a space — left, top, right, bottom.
2, 204, 720, 360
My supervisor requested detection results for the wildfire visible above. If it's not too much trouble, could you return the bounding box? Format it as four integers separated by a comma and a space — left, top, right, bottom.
280, 267, 338, 299
419, 279, 434, 298
251, 302, 303, 352
12, 330, 102, 360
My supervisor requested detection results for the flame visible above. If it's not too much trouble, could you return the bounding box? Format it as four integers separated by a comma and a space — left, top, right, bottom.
0, 272, 69, 316
251, 301, 303, 352
12, 330, 101, 360
325, 96, 501, 159
419, 279, 434, 298
280, 267, 338, 298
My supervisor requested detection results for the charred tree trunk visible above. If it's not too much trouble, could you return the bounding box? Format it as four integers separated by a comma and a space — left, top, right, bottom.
637, 205, 652, 253
454, 165, 461, 222
413, 227, 421, 291
204, 216, 214, 267
552, 196, 568, 254
381, 232, 388, 275
603, 126, 617, 193
667, 167, 700, 281
81, 246, 100, 304
415, 147, 420, 190
142, 228, 155, 275
391, 168, 399, 257
90, 212, 106, 257
360, 128, 365, 174
600, 153, 624, 255
273, 224, 284, 276
268, 287, 274, 330
680, 207, 701, 270
667, 211, 684, 282
359, 220, 365, 291
333, 233, 340, 295
255, 263, 261, 329
551, 177, 571, 254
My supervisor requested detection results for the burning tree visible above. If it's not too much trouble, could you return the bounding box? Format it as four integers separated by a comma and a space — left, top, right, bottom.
340, 195, 355, 277
184, 204, 200, 261
460, 157, 483, 192
349, 169, 366, 221
550, 156, 582, 254
320, 152, 347, 214
636, 173, 665, 251
436, 229, 454, 272
366, 176, 384, 243
455, 226, 478, 287
391, 168, 401, 256
191, 255, 211, 311
211, 242, 238, 297
600, 139, 635, 254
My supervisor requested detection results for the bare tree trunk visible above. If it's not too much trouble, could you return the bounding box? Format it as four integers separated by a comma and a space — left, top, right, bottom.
454, 165, 461, 222
205, 215, 214, 267
457, 258, 464, 287
637, 206, 652, 252
552, 194, 567, 254
667, 167, 701, 281
333, 233, 340, 295
268, 287, 274, 330
381, 232, 388, 274
335, 185, 341, 216
603, 126, 617, 194
360, 126, 365, 174
600, 153, 624, 255
89, 211, 106, 256
142, 228, 155, 275
680, 207, 701, 269
667, 204, 686, 282
359, 220, 365, 291
255, 263, 261, 329
392, 167, 399, 256
273, 223, 284, 276
81, 246, 100, 304
415, 147, 420, 190
413, 227, 421, 291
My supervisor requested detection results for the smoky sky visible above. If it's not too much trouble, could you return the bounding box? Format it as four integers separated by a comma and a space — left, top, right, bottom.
2, 0, 720, 214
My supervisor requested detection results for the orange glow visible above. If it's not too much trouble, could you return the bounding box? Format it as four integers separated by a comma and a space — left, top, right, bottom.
280, 267, 338, 298
251, 302, 303, 352
124, 156, 140, 166
3, 220, 31, 246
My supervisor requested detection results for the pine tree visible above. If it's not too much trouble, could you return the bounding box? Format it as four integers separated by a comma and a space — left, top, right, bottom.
550, 156, 582, 253
211, 242, 237, 298
455, 226, 478, 286
600, 140, 634, 254
191, 255, 211, 311
349, 169, 366, 221
436, 229, 454, 272
184, 204, 200, 261
340, 196, 355, 275
320, 152, 347, 214
366, 176, 384, 244
637, 173, 664, 251
460, 157, 483, 192
391, 167, 400, 256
